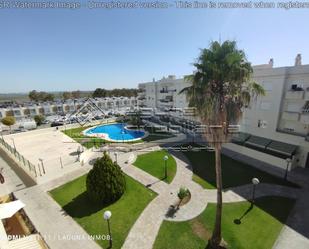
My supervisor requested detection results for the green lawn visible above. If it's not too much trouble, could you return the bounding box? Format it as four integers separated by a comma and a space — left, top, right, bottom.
133, 150, 177, 183
62, 126, 105, 148
153, 196, 295, 249
63, 125, 175, 148
50, 174, 156, 249
183, 149, 299, 189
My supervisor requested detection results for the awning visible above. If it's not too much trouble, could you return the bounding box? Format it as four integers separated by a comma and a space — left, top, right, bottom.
231, 132, 251, 144
244, 135, 272, 150
266, 140, 298, 158
0, 200, 25, 219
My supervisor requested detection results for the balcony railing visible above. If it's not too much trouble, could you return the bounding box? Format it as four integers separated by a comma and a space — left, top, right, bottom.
285, 90, 304, 100
159, 88, 177, 93
281, 112, 299, 121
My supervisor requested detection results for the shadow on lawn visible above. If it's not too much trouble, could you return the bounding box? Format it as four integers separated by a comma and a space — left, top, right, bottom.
62, 191, 106, 218
232, 197, 295, 225
233, 203, 253, 224
167, 149, 306, 239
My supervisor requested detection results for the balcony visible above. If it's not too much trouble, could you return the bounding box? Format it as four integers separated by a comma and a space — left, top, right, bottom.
159, 101, 173, 107
159, 88, 177, 94
285, 90, 304, 100
281, 112, 299, 121
159, 96, 173, 103
138, 91, 146, 96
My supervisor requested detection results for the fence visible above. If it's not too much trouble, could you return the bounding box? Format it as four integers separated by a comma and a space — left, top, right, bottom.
0, 136, 38, 183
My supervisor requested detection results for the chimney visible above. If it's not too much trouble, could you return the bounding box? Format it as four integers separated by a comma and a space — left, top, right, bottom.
269, 58, 274, 67
295, 54, 302, 66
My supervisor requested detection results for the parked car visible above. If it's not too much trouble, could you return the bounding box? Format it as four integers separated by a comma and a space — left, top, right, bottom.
51, 121, 64, 127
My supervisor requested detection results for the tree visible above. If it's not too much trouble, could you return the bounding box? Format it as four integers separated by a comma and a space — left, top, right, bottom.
93, 88, 108, 98
129, 110, 143, 129
34, 115, 45, 126
177, 187, 189, 209
44, 93, 54, 101
1, 116, 16, 132
62, 92, 72, 100
86, 152, 126, 204
71, 90, 81, 99
181, 40, 265, 248
92, 88, 138, 98
28, 90, 54, 102
29, 90, 39, 102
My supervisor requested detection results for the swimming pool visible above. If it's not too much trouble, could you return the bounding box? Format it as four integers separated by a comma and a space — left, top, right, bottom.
83, 123, 146, 142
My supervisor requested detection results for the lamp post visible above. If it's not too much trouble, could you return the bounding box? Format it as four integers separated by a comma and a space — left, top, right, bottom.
114, 152, 118, 163
77, 146, 81, 161
251, 178, 260, 204
103, 210, 112, 248
285, 158, 292, 181
163, 155, 168, 179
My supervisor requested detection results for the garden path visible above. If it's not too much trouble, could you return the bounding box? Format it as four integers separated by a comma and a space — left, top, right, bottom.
119, 147, 303, 249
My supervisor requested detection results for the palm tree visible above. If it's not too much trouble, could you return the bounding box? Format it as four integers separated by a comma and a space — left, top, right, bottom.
181, 40, 265, 248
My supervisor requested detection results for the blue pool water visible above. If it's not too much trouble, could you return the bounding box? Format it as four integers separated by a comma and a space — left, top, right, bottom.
85, 123, 145, 141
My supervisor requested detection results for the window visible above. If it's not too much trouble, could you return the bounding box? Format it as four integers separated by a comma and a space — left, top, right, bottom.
14, 110, 21, 116
258, 120, 267, 128
287, 103, 301, 112
260, 101, 272, 110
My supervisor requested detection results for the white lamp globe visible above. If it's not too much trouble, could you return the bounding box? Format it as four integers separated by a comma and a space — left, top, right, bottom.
103, 210, 112, 220
252, 178, 260, 185
163, 155, 168, 161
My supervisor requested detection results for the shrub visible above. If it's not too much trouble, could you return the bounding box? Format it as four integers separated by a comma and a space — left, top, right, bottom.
1, 116, 16, 131
34, 115, 45, 126
86, 152, 126, 204
177, 187, 189, 208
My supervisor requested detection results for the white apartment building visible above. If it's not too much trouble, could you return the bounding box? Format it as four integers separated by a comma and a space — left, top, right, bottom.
138, 55, 309, 169
138, 75, 191, 110
0, 97, 137, 120
240, 55, 309, 168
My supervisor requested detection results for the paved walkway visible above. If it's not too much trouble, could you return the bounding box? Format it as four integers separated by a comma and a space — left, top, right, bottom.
118, 148, 304, 249
13, 163, 102, 249
272, 170, 309, 249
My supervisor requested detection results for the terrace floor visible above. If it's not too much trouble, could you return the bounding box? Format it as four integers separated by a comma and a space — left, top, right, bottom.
3, 126, 85, 184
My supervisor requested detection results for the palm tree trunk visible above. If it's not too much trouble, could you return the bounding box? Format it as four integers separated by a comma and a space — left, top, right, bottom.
210, 143, 223, 248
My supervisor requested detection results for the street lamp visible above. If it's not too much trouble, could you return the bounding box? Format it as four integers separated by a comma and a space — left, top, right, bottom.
285, 158, 292, 181
103, 210, 112, 248
251, 178, 260, 204
163, 155, 168, 179
114, 152, 118, 163
77, 146, 81, 161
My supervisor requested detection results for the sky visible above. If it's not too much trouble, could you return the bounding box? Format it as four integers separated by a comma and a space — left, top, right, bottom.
0, 0, 309, 93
